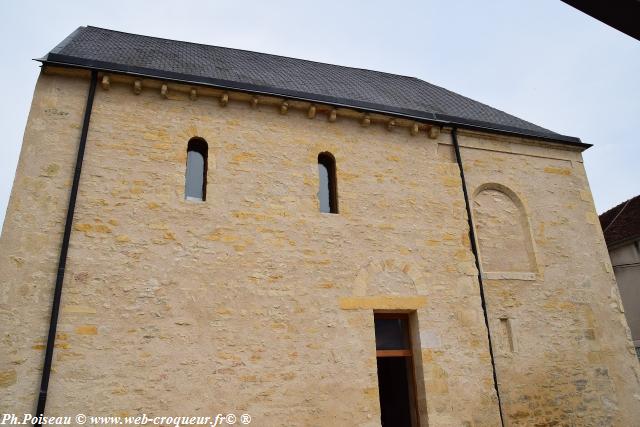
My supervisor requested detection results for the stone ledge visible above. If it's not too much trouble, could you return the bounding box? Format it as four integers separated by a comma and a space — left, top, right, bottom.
482, 271, 537, 281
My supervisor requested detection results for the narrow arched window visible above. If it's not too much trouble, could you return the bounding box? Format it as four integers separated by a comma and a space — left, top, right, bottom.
185, 138, 208, 201
318, 152, 338, 213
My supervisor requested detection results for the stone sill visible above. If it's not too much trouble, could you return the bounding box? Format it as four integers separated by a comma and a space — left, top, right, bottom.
482, 271, 537, 281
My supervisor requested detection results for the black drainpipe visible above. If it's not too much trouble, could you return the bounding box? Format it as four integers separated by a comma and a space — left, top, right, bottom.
35, 69, 98, 422
451, 128, 505, 426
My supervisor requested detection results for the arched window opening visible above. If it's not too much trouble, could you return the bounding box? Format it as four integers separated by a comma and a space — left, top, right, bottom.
185, 138, 208, 201
318, 152, 338, 214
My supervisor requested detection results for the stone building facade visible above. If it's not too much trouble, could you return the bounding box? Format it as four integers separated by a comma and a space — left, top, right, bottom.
600, 195, 640, 359
1, 27, 639, 426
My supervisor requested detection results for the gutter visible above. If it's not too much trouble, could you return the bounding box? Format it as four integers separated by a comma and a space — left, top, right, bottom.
35, 70, 98, 423
36, 56, 590, 151
451, 128, 506, 427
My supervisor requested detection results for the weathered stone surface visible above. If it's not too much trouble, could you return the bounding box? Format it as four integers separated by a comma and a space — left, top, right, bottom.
459, 134, 640, 426
0, 68, 638, 426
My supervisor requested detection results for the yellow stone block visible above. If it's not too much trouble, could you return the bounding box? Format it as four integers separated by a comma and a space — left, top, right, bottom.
585, 211, 598, 225
64, 305, 97, 314
543, 166, 571, 176
0, 369, 17, 388
75, 325, 98, 335
115, 234, 130, 243
339, 296, 427, 310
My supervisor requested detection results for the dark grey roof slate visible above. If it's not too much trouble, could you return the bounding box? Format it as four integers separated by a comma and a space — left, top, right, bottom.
41, 26, 585, 147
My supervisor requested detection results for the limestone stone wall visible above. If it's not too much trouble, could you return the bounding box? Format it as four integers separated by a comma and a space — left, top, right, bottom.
0, 71, 89, 410
1, 68, 638, 426
457, 132, 640, 426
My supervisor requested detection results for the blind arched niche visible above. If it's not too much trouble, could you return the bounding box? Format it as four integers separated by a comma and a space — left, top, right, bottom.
473, 183, 537, 278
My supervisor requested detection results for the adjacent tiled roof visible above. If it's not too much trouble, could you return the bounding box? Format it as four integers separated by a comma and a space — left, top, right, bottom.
600, 195, 640, 247
40, 26, 585, 147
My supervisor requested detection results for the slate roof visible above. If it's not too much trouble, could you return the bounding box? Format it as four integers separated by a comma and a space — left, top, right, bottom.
40, 26, 585, 147
599, 195, 640, 248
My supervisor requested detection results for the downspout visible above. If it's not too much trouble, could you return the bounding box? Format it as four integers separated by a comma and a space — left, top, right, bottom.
35, 69, 98, 422
451, 128, 505, 426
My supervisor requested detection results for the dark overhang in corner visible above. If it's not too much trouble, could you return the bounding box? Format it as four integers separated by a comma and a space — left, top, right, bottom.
561, 0, 640, 41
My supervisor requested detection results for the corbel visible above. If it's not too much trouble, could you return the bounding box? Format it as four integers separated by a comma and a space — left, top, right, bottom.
280, 100, 289, 115
101, 75, 110, 90
427, 125, 440, 139
160, 84, 168, 99
133, 80, 142, 95
361, 114, 371, 127
328, 109, 337, 123
250, 96, 259, 109
411, 123, 420, 136
219, 92, 229, 107
307, 104, 317, 119
387, 119, 396, 131
190, 88, 197, 101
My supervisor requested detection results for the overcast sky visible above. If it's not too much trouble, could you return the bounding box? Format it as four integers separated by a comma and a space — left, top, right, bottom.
1, 0, 638, 229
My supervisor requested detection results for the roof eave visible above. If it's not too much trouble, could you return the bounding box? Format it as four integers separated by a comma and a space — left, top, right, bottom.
606, 234, 640, 250
37, 55, 591, 151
